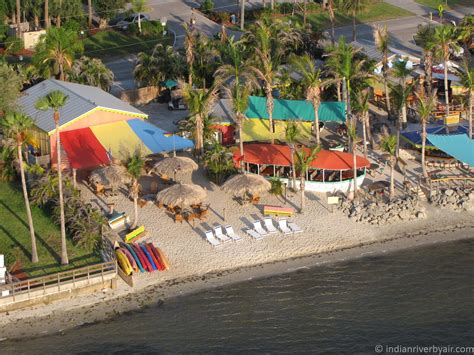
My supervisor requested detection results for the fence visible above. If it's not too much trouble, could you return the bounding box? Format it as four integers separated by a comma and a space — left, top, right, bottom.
0, 261, 117, 308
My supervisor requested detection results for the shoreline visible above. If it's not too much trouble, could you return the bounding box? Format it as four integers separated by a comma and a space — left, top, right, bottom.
1, 221, 473, 342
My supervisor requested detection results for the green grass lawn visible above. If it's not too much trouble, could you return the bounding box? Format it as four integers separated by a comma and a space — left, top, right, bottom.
279, 1, 414, 29
0, 182, 102, 278
414, 0, 472, 10
82, 30, 174, 59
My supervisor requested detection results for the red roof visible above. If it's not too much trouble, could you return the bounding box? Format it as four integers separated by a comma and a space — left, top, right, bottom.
60, 128, 110, 169
234, 143, 370, 170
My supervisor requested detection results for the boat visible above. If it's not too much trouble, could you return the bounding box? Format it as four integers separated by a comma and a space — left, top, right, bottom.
121, 242, 145, 273
148, 243, 164, 270
132, 243, 152, 272
115, 249, 133, 275
120, 247, 138, 272
156, 247, 170, 270
140, 244, 158, 271
145, 244, 162, 271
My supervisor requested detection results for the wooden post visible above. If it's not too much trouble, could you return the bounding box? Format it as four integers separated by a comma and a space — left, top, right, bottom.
27, 280, 30, 298
57, 273, 60, 291
73, 168, 77, 189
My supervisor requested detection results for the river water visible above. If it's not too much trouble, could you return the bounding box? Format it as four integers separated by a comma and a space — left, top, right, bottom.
3, 238, 474, 354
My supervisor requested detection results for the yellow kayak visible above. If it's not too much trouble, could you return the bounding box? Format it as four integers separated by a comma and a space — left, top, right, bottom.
116, 249, 133, 275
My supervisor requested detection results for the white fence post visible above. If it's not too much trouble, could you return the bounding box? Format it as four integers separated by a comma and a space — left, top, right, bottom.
0, 255, 9, 297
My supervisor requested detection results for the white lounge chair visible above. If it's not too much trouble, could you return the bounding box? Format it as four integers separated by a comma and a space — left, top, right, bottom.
204, 230, 222, 247
288, 222, 303, 234
245, 229, 263, 240
263, 217, 278, 234
214, 225, 231, 243
278, 219, 293, 235
253, 220, 269, 236
225, 225, 243, 242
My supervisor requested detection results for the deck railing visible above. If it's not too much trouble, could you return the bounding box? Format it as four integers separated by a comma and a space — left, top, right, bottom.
0, 261, 117, 303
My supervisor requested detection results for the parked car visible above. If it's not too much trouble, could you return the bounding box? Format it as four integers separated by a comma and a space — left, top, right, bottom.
168, 98, 187, 111
117, 13, 150, 30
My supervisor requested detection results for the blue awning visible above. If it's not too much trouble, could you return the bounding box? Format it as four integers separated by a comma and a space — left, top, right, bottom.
401, 124, 468, 148
427, 134, 474, 167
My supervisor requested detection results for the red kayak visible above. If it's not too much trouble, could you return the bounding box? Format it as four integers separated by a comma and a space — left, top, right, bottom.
132, 243, 152, 272
145, 243, 162, 271
148, 243, 164, 271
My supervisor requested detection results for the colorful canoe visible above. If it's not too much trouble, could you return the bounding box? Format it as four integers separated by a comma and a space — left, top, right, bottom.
120, 247, 138, 272
121, 242, 145, 273
146, 243, 163, 271
140, 244, 157, 271
132, 243, 152, 272
156, 247, 170, 270
115, 249, 133, 275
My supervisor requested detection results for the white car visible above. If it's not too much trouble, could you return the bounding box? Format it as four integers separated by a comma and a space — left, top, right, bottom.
117, 13, 150, 30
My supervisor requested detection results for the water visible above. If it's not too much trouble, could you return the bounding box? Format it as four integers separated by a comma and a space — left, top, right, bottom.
3, 239, 474, 354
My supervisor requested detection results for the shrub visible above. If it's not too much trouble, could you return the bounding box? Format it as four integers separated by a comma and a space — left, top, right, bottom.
4, 36, 24, 54
200, 0, 215, 14
141, 20, 164, 37
269, 177, 283, 197
214, 11, 230, 24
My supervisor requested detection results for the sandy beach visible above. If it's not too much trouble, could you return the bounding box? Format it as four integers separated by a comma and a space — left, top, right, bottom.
1, 179, 473, 342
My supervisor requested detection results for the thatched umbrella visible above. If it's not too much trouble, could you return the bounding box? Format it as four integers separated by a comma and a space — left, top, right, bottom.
156, 183, 207, 207
89, 164, 130, 193
152, 156, 198, 181
222, 173, 271, 197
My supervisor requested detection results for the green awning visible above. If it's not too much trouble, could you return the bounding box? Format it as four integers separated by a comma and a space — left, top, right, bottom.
161, 79, 178, 88
245, 96, 345, 122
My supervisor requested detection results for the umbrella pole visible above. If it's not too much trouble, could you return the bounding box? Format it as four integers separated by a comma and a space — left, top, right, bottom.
173, 135, 176, 157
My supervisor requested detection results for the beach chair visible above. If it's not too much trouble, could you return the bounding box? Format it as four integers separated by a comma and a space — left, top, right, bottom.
278, 219, 293, 235
288, 222, 303, 234
245, 229, 263, 240
214, 225, 231, 243
224, 225, 243, 242
263, 217, 278, 234
204, 230, 222, 247
253, 221, 269, 236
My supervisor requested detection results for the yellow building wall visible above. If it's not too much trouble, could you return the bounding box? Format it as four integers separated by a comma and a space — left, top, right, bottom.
242, 119, 312, 142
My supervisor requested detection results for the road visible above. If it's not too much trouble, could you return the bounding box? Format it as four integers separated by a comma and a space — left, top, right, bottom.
106, 0, 473, 93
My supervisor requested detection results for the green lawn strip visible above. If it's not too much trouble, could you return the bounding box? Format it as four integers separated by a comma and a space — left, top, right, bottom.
82, 30, 173, 59
274, 1, 414, 29
0, 182, 101, 278
414, 0, 472, 10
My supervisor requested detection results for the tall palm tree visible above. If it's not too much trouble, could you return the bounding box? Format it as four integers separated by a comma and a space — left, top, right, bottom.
353, 89, 370, 158
390, 82, 414, 157
88, 0, 93, 28
290, 54, 330, 145
33, 27, 83, 81
346, 122, 359, 196
328, 0, 336, 45
458, 60, 473, 139
433, 25, 462, 115
414, 24, 436, 95
1, 113, 39, 263
343, 0, 367, 42
285, 122, 299, 191
249, 22, 280, 144
295, 145, 320, 212
16, 0, 21, 37
35, 90, 69, 265
391, 59, 412, 127
181, 82, 220, 155
380, 134, 397, 200
125, 150, 145, 229
415, 86, 437, 179
183, 23, 195, 86
45, 0, 50, 28
373, 25, 391, 114
131, 0, 149, 34
70, 56, 115, 91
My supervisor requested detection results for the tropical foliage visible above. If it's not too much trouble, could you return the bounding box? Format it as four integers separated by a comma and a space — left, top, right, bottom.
69, 56, 114, 92
203, 143, 236, 184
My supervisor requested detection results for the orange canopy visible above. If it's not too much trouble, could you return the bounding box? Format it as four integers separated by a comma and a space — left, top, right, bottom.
234, 143, 370, 171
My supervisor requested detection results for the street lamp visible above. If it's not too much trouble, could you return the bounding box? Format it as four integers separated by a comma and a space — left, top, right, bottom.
161, 17, 167, 36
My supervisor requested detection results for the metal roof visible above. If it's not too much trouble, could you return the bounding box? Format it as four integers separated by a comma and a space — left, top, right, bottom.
212, 99, 235, 124
18, 79, 147, 133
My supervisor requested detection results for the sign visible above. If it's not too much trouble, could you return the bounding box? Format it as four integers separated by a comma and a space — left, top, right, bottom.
327, 196, 339, 205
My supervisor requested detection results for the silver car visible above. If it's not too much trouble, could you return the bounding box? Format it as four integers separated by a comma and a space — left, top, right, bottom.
117, 13, 150, 30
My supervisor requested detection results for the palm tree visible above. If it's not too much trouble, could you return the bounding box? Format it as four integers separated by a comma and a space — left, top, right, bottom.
69, 56, 115, 91
343, 0, 367, 42
328, 0, 336, 45
391, 59, 412, 127
16, 0, 21, 37
125, 150, 145, 229
226, 84, 250, 168
88, 0, 93, 28
415, 86, 437, 179
414, 24, 436, 95
240, 0, 245, 30
433, 25, 462, 115
285, 122, 299, 191
249, 22, 280, 144
45, 0, 50, 28
1, 113, 39, 263
346, 122, 359, 196
33, 27, 83, 81
373, 25, 391, 114
35, 90, 69, 265
380, 134, 397, 200
183, 23, 195, 86
131, 0, 149, 34
390, 82, 414, 157
353, 89, 371, 158
290, 54, 330, 145
181, 82, 220, 155
203, 143, 235, 184
295, 145, 320, 212
458, 60, 473, 139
